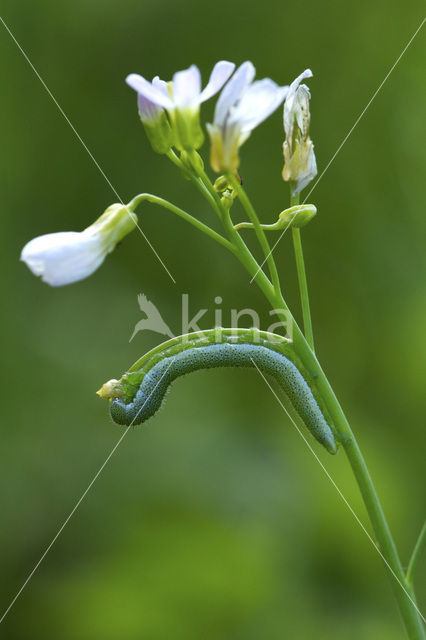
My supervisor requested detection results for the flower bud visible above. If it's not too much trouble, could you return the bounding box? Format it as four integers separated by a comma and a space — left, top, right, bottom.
278, 204, 317, 228
137, 94, 173, 154
21, 204, 137, 287
126, 62, 234, 152
233, 204, 316, 232
213, 175, 230, 193
170, 107, 204, 151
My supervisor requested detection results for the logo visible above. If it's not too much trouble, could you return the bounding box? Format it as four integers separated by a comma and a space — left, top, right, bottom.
129, 293, 292, 342
129, 294, 174, 342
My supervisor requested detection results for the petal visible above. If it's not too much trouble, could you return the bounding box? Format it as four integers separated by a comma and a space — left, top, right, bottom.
126, 74, 173, 109
289, 68, 313, 95
137, 93, 163, 123
231, 79, 288, 132
293, 144, 318, 195
199, 60, 235, 103
21, 232, 106, 287
213, 61, 256, 126
284, 70, 313, 138
294, 85, 311, 135
152, 75, 170, 99
172, 65, 202, 107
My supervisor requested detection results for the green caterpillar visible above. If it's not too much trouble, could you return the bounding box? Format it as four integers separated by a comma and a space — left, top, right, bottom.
98, 328, 337, 454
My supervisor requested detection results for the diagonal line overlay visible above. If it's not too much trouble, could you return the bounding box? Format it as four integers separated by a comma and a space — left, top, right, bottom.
0, 15, 176, 283
251, 359, 426, 624
0, 358, 176, 625
250, 15, 426, 283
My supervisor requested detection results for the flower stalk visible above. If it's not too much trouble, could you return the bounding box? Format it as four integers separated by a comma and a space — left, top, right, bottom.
127, 192, 234, 251
290, 193, 315, 350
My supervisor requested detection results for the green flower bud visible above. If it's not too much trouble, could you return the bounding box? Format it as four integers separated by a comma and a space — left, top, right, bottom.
233, 205, 316, 232
170, 108, 204, 151
278, 204, 317, 228
127, 63, 235, 152
142, 110, 174, 155
214, 175, 230, 193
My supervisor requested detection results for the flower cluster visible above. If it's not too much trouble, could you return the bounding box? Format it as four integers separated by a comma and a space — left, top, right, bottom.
21, 60, 317, 287
126, 60, 294, 175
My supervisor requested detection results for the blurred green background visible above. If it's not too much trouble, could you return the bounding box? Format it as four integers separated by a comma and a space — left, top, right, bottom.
1, 0, 425, 638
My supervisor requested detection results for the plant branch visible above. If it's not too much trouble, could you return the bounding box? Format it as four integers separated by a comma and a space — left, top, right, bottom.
227, 173, 281, 294
166, 149, 217, 207
182, 152, 277, 295
127, 192, 235, 252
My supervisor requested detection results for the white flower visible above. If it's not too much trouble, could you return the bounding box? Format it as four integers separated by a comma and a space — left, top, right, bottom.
127, 61, 235, 112
21, 204, 137, 287
126, 61, 235, 150
206, 61, 289, 173
282, 69, 317, 195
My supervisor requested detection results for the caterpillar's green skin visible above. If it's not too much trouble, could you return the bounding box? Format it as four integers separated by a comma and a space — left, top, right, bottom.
99, 328, 337, 454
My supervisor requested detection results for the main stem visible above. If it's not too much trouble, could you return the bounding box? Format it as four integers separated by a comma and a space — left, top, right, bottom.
203, 176, 423, 639
248, 254, 425, 640
290, 193, 315, 350
177, 158, 424, 636
247, 256, 425, 638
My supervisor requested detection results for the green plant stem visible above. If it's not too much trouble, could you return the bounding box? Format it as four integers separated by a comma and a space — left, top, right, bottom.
290, 193, 315, 350
166, 149, 218, 208
180, 165, 425, 638
127, 192, 234, 252
186, 150, 228, 221
184, 151, 276, 294
288, 327, 424, 639
407, 521, 426, 587
248, 264, 425, 640
227, 173, 281, 294
234, 220, 281, 231
231, 226, 425, 638
161, 155, 423, 636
